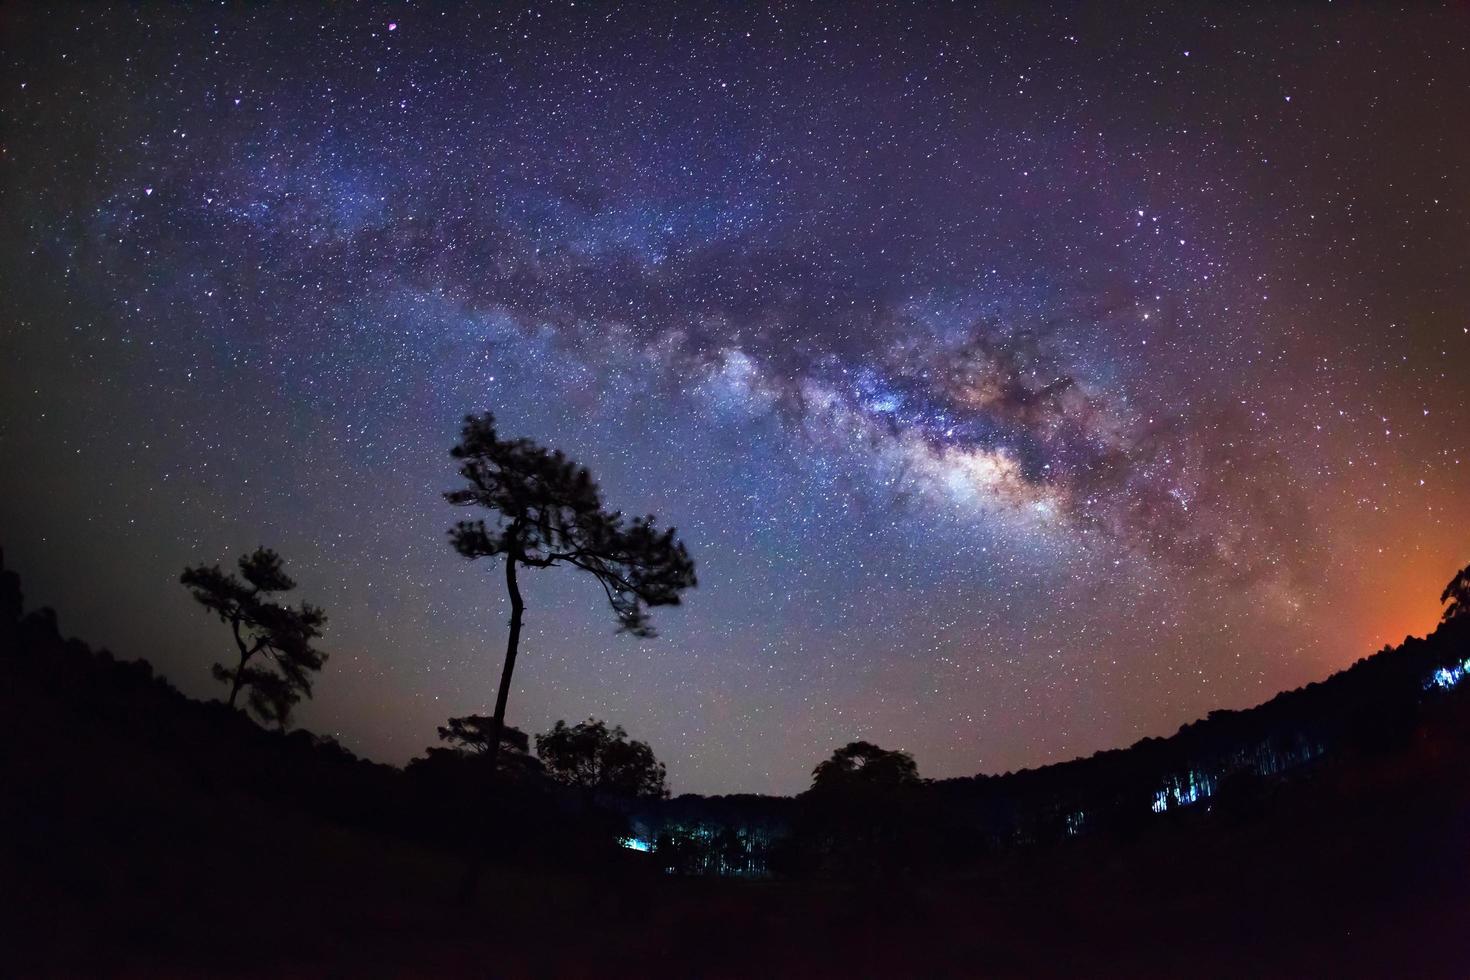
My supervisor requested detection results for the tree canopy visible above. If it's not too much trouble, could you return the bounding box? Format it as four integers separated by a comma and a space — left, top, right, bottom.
809, 741, 920, 794
1442, 563, 1470, 623
445, 413, 696, 637
438, 714, 532, 756
535, 718, 669, 799
180, 547, 327, 726
419, 714, 544, 781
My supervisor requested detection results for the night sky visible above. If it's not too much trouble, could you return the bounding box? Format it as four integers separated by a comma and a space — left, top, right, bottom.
3, 3, 1468, 795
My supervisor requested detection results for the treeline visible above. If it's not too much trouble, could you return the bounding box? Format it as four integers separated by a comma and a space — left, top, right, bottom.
625, 604, 1470, 877
929, 611, 1470, 837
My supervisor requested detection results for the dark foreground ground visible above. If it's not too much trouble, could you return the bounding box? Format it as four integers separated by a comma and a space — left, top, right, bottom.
6, 680, 1470, 980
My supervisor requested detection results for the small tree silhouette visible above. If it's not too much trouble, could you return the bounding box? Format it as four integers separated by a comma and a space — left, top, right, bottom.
180, 547, 327, 726
535, 718, 669, 799
444, 413, 696, 778
438, 714, 531, 757
426, 714, 543, 781
1442, 563, 1470, 623
802, 741, 922, 874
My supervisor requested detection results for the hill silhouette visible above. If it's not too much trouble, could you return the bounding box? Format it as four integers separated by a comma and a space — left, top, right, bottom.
5, 546, 1470, 976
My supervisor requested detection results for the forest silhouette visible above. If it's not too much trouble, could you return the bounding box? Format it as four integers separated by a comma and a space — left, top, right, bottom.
4, 415, 1470, 975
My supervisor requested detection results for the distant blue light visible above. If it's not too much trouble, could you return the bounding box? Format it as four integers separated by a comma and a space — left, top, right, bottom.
1152, 770, 1213, 813
620, 836, 651, 852
1428, 659, 1470, 690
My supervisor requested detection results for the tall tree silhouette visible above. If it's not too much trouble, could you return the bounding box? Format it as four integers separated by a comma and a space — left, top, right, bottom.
1442, 563, 1470, 623
444, 413, 696, 778
180, 547, 327, 725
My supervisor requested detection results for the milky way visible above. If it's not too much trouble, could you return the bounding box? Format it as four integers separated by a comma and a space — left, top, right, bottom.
3, 3, 1468, 793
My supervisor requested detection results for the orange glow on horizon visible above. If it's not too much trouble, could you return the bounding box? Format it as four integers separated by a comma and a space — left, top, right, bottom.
1351, 562, 1451, 657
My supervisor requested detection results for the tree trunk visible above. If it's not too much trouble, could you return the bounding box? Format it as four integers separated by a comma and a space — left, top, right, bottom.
484, 554, 524, 777
458, 552, 525, 906
227, 619, 251, 708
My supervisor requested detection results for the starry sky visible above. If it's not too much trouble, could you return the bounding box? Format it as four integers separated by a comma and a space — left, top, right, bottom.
2, 2, 1468, 795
